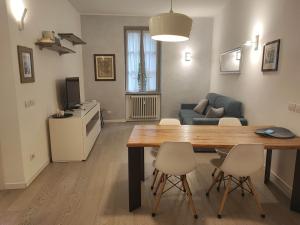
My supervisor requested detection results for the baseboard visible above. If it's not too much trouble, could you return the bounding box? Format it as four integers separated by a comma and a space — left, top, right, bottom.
104, 119, 126, 123
3, 160, 49, 190
270, 169, 292, 198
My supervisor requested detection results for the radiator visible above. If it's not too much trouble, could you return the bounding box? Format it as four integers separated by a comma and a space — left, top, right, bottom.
126, 95, 160, 121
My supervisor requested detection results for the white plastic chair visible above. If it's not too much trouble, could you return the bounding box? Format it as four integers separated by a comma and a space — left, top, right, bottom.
212, 118, 242, 178
152, 142, 198, 219
206, 144, 265, 219
151, 118, 181, 190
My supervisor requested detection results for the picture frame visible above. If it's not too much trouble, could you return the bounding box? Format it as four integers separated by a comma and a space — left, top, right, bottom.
17, 46, 35, 83
261, 39, 280, 72
94, 54, 116, 81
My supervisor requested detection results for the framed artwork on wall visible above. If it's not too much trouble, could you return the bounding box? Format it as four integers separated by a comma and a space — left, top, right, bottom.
17, 46, 35, 83
261, 39, 280, 72
94, 54, 116, 81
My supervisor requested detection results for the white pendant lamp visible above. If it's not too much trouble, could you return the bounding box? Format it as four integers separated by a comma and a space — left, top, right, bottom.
149, 0, 192, 42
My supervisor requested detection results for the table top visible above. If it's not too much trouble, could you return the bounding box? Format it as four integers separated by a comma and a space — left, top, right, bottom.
127, 125, 300, 150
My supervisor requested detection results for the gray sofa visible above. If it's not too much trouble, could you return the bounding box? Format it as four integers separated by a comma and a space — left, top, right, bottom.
179, 93, 248, 125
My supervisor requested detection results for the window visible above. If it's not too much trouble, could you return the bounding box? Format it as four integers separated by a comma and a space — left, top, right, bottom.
125, 27, 160, 93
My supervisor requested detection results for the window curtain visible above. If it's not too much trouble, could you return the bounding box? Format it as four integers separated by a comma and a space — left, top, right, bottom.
127, 31, 141, 92
143, 32, 157, 92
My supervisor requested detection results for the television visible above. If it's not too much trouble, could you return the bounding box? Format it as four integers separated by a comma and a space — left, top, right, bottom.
66, 77, 81, 109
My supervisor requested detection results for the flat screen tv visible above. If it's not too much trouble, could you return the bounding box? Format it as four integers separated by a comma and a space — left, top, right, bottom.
66, 77, 81, 109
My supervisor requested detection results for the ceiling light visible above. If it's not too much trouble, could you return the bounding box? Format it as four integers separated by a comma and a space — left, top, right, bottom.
149, 0, 192, 42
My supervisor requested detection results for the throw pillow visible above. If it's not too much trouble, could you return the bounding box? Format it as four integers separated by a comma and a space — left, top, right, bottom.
205, 107, 224, 118
193, 99, 208, 114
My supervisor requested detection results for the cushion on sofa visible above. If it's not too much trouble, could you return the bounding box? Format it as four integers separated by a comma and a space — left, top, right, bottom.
193, 99, 208, 114
205, 107, 224, 118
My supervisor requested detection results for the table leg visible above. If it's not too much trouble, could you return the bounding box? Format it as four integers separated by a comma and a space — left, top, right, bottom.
128, 147, 144, 211
264, 149, 272, 184
291, 149, 300, 212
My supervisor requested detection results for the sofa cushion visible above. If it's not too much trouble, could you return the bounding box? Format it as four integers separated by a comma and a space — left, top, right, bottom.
193, 99, 208, 114
206, 93, 243, 118
205, 107, 224, 118
179, 109, 204, 125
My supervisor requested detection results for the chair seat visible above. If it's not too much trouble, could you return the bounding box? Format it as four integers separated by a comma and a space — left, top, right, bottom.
210, 158, 224, 169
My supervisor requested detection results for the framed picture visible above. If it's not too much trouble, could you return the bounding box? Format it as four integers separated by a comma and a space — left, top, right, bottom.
262, 39, 280, 72
17, 46, 35, 83
94, 54, 116, 81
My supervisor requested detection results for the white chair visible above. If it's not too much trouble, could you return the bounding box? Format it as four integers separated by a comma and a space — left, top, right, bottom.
152, 142, 198, 219
151, 118, 181, 191
206, 144, 266, 219
211, 118, 242, 179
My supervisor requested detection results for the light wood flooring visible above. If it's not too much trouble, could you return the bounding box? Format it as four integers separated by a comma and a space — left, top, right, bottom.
0, 122, 300, 225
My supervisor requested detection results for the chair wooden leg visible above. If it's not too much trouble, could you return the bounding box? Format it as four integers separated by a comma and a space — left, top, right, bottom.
152, 174, 167, 217
240, 177, 245, 197
152, 168, 157, 175
153, 173, 164, 195
180, 175, 186, 192
218, 175, 232, 218
212, 168, 217, 177
247, 176, 266, 218
183, 175, 198, 219
217, 172, 224, 191
151, 169, 159, 190
206, 171, 222, 196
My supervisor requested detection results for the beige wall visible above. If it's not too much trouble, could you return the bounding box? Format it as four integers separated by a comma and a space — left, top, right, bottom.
210, 0, 300, 195
0, 0, 84, 188
81, 15, 213, 120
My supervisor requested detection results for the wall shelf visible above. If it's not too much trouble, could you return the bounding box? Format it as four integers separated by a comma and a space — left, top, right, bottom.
58, 33, 86, 45
35, 42, 76, 55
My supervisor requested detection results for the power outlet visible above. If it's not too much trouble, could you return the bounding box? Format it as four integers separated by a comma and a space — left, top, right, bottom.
30, 153, 35, 161
295, 104, 300, 113
25, 99, 35, 108
288, 103, 296, 112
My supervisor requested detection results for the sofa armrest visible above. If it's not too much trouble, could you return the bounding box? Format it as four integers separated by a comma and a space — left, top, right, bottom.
181, 104, 197, 110
192, 118, 248, 126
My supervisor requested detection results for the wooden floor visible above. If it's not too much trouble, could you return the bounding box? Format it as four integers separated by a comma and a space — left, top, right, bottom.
1, 123, 300, 225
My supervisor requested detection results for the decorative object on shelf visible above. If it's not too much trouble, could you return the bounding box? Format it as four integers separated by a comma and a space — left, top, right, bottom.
17, 45, 35, 83
58, 33, 86, 45
149, 0, 192, 42
262, 39, 280, 72
94, 54, 116, 81
39, 31, 55, 43
220, 47, 242, 74
36, 31, 76, 55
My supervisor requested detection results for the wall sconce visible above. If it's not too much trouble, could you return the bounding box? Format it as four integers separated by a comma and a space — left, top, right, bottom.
244, 34, 260, 50
10, 0, 27, 31
236, 50, 241, 60
185, 52, 192, 61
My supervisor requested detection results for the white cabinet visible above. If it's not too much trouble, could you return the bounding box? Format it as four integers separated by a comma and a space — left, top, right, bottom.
49, 102, 101, 162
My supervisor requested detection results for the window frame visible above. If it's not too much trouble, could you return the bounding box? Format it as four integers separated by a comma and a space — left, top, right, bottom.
124, 26, 161, 94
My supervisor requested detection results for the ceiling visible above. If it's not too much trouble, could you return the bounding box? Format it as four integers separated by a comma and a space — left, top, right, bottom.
68, 0, 230, 17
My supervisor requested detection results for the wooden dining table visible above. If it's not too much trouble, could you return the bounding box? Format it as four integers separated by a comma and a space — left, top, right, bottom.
127, 125, 300, 213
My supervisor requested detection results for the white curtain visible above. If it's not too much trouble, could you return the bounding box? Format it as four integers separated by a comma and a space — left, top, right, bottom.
127, 31, 141, 92
143, 32, 157, 92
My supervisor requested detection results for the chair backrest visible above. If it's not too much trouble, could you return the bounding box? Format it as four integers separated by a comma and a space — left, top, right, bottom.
155, 142, 197, 176
218, 117, 242, 126
159, 118, 181, 126
220, 144, 264, 177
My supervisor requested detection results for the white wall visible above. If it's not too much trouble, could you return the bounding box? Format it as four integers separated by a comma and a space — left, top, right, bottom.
0, 0, 84, 188
210, 0, 300, 195
81, 15, 213, 120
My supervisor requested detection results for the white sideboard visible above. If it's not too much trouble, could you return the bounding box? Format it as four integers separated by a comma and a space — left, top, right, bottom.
49, 102, 101, 162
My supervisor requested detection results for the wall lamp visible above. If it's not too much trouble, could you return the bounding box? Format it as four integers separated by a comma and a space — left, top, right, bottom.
185, 52, 192, 61
10, 0, 27, 31
244, 34, 260, 51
